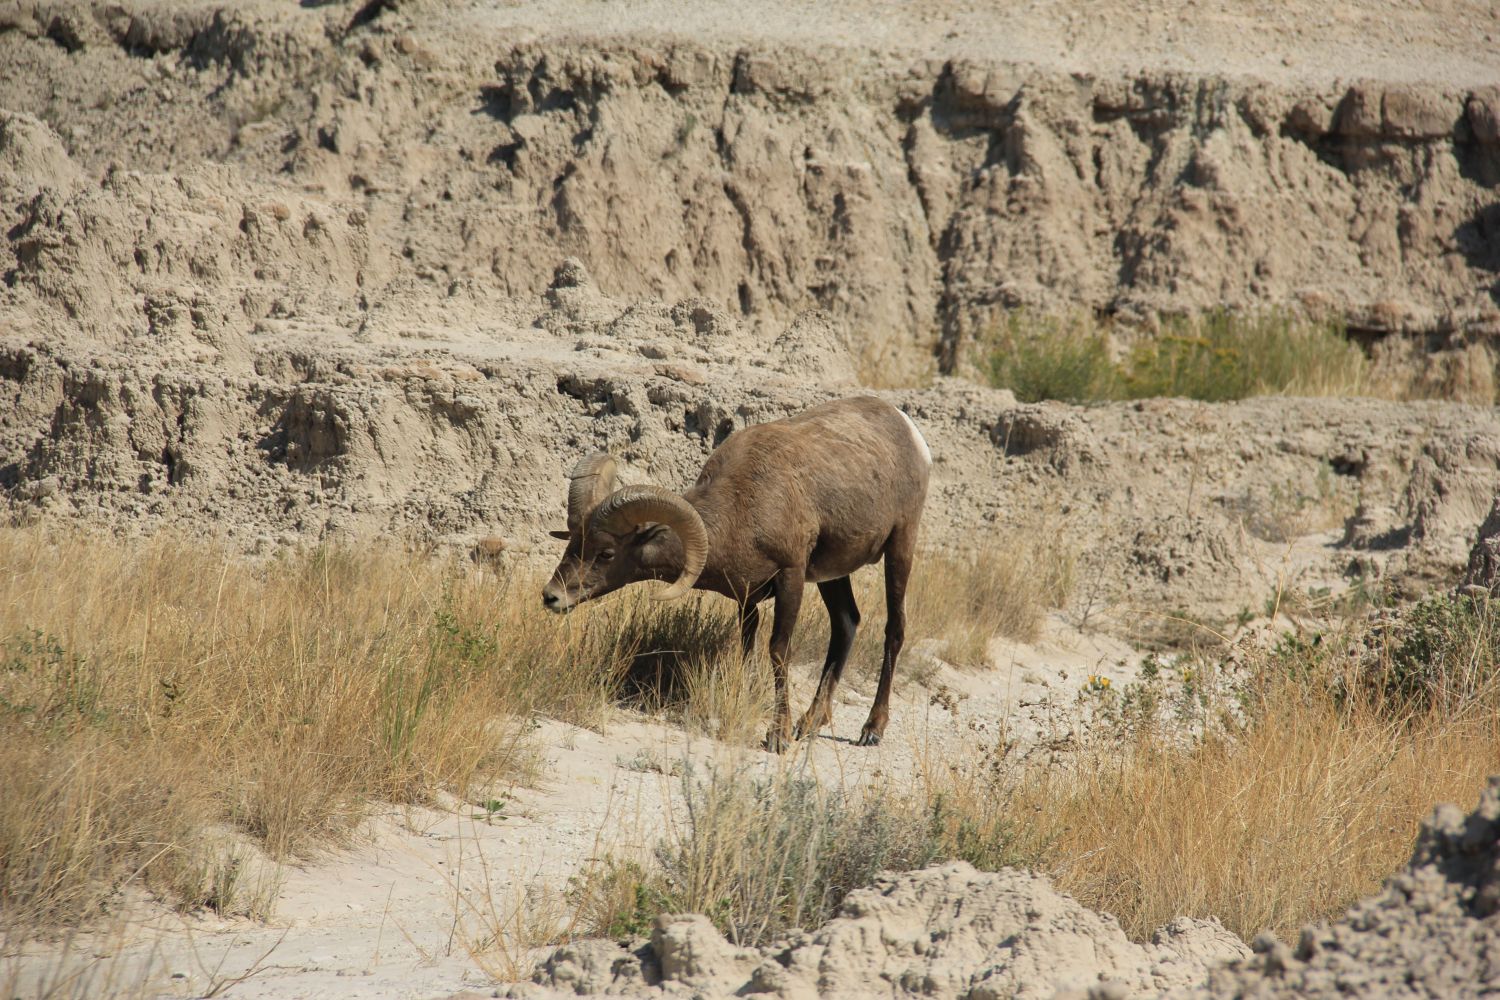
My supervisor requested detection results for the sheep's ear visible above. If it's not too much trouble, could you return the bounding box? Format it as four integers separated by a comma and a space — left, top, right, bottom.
632, 522, 672, 545
548, 529, 572, 540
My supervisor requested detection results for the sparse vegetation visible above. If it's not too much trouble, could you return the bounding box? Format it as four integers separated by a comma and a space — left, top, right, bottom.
0, 528, 722, 933
0, 523, 1074, 936
570, 760, 957, 947
583, 594, 1500, 947
1363, 592, 1499, 713
993, 604, 1500, 940
9, 516, 1498, 972
981, 312, 1123, 403
982, 310, 1374, 403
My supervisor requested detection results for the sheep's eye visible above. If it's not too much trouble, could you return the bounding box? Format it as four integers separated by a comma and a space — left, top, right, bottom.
596, 549, 616, 563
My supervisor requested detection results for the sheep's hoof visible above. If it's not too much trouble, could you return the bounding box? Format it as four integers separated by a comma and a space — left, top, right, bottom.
763, 730, 791, 754
792, 714, 826, 741
855, 728, 882, 747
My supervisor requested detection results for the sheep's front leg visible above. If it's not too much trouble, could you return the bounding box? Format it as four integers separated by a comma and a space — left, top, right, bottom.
736, 582, 770, 661
738, 602, 760, 660
860, 527, 915, 747
765, 569, 804, 753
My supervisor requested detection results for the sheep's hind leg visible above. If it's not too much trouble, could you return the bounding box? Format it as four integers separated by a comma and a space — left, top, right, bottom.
859, 528, 915, 747
795, 577, 859, 740
764, 569, 804, 753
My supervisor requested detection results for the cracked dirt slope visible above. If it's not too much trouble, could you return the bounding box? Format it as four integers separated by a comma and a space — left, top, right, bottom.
4, 0, 1500, 369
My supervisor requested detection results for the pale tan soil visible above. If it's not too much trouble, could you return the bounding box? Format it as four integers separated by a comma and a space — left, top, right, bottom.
472, 0, 1500, 90
4, 0, 1500, 996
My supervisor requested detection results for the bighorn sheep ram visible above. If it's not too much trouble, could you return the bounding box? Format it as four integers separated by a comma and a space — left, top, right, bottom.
542, 395, 931, 751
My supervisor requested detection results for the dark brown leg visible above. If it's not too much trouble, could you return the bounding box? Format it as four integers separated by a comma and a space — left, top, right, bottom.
764, 568, 804, 753
794, 577, 859, 740
859, 527, 915, 747
738, 601, 760, 661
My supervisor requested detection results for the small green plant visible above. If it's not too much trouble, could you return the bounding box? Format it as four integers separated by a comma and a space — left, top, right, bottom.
1373, 593, 1498, 712
569, 857, 672, 940
472, 796, 509, 823
984, 312, 1121, 404
0, 629, 104, 727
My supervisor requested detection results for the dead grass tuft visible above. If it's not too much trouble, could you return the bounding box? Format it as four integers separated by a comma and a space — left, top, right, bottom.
984, 684, 1500, 941
0, 528, 714, 934
920, 602, 1500, 942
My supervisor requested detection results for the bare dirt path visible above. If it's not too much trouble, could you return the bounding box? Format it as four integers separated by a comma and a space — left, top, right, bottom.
470, 0, 1500, 88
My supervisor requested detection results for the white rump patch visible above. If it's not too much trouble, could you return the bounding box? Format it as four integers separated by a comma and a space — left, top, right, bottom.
898, 409, 933, 465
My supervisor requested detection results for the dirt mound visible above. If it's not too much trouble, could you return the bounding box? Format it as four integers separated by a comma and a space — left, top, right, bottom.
507, 862, 1249, 1000
511, 780, 1500, 1000
1463, 495, 1500, 594
1185, 778, 1500, 999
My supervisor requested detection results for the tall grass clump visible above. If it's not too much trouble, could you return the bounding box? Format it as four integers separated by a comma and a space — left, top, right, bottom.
0, 528, 707, 934
923, 595, 1500, 942
984, 310, 1371, 403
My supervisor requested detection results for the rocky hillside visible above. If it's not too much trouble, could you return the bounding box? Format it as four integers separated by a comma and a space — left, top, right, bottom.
2, 0, 1499, 615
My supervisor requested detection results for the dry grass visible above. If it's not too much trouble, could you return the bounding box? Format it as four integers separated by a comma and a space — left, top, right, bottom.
571, 758, 949, 947
0, 520, 1066, 937
0, 528, 702, 934
590, 597, 1500, 948
979, 685, 1499, 941
918, 599, 1500, 942
22, 517, 1489, 957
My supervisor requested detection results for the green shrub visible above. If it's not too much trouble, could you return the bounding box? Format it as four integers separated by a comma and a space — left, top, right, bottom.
1372, 594, 1499, 712
572, 761, 959, 946
983, 313, 1121, 404
1125, 312, 1368, 401
982, 310, 1369, 403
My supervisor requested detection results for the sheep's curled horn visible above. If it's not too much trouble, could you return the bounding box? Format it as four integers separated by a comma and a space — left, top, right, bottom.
590, 486, 709, 601
566, 453, 618, 537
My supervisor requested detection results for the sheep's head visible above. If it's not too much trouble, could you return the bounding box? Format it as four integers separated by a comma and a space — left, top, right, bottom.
542, 455, 708, 613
